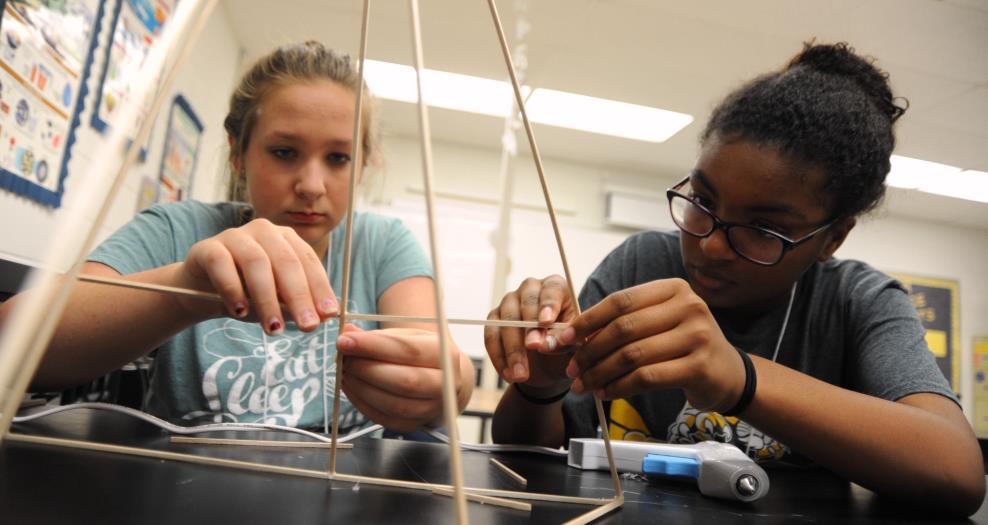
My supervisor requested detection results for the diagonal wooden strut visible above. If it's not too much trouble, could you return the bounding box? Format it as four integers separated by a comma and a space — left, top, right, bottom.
485, 0, 624, 510
406, 0, 470, 522
7, 432, 611, 507
330, 0, 372, 477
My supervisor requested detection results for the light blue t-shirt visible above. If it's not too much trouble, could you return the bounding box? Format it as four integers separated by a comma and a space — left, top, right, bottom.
89, 200, 432, 432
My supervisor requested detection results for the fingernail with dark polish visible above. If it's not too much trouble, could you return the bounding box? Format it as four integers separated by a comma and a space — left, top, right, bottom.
268, 318, 284, 335
233, 303, 247, 318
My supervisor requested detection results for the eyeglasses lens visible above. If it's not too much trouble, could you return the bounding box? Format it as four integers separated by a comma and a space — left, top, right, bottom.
670, 195, 784, 265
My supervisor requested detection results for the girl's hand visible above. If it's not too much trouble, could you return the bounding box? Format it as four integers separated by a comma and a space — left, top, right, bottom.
336, 324, 468, 432
174, 218, 339, 334
484, 275, 575, 393
560, 278, 745, 413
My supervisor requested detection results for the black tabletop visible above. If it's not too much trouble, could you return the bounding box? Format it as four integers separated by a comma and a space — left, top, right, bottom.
1, 407, 985, 524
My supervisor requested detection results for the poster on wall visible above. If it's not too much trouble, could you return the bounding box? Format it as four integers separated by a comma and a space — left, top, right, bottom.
891, 272, 961, 393
135, 172, 154, 209
90, 0, 174, 154
151, 93, 200, 206
0, 0, 106, 208
972, 337, 988, 436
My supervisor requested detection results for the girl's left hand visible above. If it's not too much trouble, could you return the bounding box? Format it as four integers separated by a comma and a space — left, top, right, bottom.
336, 324, 467, 432
558, 278, 746, 413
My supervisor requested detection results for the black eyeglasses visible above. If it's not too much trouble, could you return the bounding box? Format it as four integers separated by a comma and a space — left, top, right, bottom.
665, 175, 834, 266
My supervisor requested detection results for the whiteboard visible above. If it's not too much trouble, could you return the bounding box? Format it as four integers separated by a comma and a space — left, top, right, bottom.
367, 198, 632, 358
367, 198, 497, 358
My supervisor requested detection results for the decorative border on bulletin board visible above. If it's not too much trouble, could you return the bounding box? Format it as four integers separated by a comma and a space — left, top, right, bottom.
890, 272, 961, 393
89, 0, 126, 134
89, 0, 176, 160
0, 0, 108, 208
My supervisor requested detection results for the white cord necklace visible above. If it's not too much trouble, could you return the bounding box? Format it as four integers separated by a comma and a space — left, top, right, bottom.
770, 282, 797, 364
744, 281, 797, 457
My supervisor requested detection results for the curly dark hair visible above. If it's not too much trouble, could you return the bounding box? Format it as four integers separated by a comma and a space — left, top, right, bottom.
700, 42, 907, 220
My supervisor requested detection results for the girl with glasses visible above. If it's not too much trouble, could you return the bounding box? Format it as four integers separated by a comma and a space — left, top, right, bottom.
485, 42, 984, 515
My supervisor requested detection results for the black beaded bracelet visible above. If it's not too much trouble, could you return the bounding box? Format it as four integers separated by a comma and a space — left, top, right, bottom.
514, 382, 569, 405
723, 347, 756, 417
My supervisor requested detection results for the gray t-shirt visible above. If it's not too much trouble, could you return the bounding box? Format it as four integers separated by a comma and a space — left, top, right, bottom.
89, 200, 432, 432
562, 230, 955, 463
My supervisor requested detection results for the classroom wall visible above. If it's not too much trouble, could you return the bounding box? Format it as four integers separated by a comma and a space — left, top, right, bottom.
0, 3, 241, 273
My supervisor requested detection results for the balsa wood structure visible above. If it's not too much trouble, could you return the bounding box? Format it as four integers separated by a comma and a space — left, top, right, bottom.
0, 1, 624, 524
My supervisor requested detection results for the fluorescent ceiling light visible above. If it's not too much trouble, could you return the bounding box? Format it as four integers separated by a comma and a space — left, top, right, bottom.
921, 170, 988, 204
363, 59, 518, 117
362, 60, 419, 104
887, 155, 988, 204
362, 59, 692, 142
526, 88, 693, 143
887, 155, 961, 189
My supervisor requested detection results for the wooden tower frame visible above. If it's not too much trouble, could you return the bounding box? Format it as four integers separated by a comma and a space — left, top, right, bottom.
0, 1, 624, 523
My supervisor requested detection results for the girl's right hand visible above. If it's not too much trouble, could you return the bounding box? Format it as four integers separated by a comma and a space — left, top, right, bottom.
174, 218, 339, 334
484, 275, 575, 391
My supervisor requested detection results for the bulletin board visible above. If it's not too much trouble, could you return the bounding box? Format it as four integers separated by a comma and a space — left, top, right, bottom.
0, 0, 106, 208
89, 0, 175, 151
891, 273, 961, 393
152, 93, 201, 204
972, 337, 988, 436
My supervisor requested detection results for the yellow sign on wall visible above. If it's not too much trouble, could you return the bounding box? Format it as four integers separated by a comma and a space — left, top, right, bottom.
890, 273, 960, 393
972, 337, 988, 436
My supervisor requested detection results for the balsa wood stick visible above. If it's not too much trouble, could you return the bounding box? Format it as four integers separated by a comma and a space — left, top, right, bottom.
562, 500, 624, 525
8, 433, 332, 480
432, 487, 531, 512
408, 0, 468, 521
76, 274, 567, 329
170, 436, 354, 449
77, 274, 222, 301
330, 0, 372, 476
331, 473, 608, 506
349, 313, 566, 330
8, 433, 609, 506
490, 457, 527, 487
